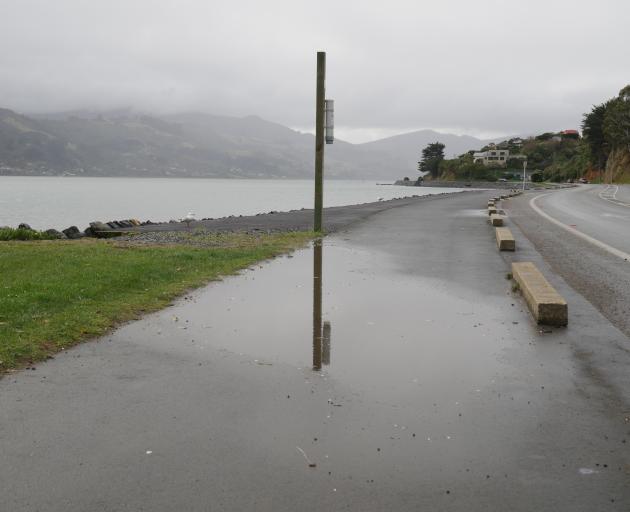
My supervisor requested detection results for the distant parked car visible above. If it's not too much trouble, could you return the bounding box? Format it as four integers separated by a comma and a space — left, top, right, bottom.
579, 178, 589, 184
498, 178, 508, 182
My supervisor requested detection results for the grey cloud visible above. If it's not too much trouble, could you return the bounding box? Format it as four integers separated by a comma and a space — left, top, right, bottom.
1, 0, 628, 142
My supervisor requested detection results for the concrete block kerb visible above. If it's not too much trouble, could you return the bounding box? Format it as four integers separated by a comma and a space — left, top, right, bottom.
490, 214, 504, 226
512, 262, 568, 326
495, 227, 515, 251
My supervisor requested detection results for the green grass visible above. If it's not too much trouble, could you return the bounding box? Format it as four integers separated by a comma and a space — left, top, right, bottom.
0, 227, 59, 241
0, 232, 313, 371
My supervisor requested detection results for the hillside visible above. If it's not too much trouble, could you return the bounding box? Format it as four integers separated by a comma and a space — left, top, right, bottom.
362, 130, 496, 172
0, 108, 490, 180
433, 132, 587, 182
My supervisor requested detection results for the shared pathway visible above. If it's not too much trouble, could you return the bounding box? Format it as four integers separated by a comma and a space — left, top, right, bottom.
2, 190, 629, 511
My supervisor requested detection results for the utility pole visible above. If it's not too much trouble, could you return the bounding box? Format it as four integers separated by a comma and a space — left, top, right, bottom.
314, 51, 326, 233
522, 160, 527, 191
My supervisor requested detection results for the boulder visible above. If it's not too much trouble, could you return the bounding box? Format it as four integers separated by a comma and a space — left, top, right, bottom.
62, 226, 83, 239
129, 219, 141, 226
89, 221, 111, 232
44, 229, 66, 239
18, 223, 33, 231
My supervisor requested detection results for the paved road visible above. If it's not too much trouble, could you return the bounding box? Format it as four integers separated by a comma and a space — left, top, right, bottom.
506, 185, 630, 337
529, 184, 630, 255
2, 191, 629, 511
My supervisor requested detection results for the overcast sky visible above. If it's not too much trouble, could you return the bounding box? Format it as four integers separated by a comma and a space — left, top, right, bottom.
1, 0, 629, 143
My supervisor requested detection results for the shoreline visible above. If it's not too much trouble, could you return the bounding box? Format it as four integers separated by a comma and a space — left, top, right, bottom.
120, 190, 477, 236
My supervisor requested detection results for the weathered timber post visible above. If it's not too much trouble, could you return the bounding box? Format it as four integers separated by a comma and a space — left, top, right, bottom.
314, 52, 326, 233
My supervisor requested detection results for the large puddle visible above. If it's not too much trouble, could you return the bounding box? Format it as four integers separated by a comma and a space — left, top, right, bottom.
127, 237, 543, 407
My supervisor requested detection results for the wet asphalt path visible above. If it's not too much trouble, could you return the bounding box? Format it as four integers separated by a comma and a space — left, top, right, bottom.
128, 193, 464, 234
2, 191, 630, 511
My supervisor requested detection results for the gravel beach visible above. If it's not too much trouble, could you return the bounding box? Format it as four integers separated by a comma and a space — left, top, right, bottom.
115, 191, 479, 243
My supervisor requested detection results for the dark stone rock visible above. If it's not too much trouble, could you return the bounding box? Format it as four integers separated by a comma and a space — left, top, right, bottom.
94, 230, 123, 239
18, 223, 33, 230
106, 222, 117, 229
44, 229, 66, 239
62, 226, 83, 239
89, 221, 111, 232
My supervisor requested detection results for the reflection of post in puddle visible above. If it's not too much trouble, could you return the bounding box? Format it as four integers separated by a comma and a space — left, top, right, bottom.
322, 321, 331, 366
312, 239, 331, 370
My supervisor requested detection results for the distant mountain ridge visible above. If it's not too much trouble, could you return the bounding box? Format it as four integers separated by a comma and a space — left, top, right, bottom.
0, 107, 497, 180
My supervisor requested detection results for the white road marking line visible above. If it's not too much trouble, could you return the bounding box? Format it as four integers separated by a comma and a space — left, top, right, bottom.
530, 193, 630, 262
598, 184, 630, 208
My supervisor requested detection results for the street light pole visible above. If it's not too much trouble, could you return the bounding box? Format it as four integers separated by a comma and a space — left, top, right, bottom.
522, 160, 527, 191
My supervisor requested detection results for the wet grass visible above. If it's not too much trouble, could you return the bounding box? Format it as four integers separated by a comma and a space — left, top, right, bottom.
0, 232, 313, 371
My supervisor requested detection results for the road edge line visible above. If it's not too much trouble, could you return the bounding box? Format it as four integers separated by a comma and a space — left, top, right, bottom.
529, 193, 630, 262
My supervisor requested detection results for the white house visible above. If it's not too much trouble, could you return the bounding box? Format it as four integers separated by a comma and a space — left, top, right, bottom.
473, 149, 509, 167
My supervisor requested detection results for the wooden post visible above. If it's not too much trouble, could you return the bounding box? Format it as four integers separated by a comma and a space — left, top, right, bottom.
314, 52, 326, 233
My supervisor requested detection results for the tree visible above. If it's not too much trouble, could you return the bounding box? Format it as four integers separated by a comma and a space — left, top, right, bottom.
603, 85, 630, 152
582, 101, 611, 170
418, 142, 445, 179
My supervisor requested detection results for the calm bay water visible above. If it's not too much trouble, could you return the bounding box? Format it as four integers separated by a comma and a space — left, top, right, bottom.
0, 177, 463, 230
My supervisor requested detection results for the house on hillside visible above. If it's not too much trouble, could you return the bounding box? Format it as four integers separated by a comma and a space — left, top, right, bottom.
560, 129, 580, 139
473, 149, 509, 167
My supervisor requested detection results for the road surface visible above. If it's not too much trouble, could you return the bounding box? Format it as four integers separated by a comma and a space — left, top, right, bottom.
2, 190, 629, 511
506, 184, 630, 337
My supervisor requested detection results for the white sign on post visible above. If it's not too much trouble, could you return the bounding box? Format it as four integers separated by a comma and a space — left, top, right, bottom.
324, 99, 334, 144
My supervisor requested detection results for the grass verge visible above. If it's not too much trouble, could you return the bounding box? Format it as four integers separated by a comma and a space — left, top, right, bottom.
0, 227, 59, 241
0, 232, 313, 371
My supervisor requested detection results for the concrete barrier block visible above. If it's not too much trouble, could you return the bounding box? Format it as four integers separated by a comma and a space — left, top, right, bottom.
488, 207, 497, 215
512, 262, 567, 326
495, 227, 515, 251
490, 214, 504, 226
